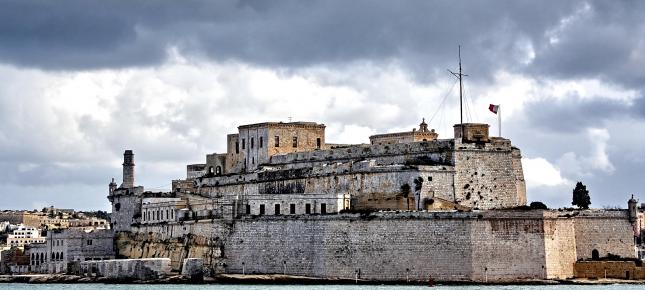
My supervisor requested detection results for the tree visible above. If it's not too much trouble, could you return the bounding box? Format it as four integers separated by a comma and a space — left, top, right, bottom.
400, 184, 411, 210
413, 177, 424, 211
529, 201, 548, 210
572, 182, 591, 209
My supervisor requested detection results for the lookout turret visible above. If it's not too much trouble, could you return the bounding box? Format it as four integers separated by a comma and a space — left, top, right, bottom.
122, 150, 135, 188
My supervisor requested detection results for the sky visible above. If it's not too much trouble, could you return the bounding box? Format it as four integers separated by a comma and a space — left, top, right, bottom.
1, 0, 644, 211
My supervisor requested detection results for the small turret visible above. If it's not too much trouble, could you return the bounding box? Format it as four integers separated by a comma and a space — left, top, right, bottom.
628, 194, 638, 223
122, 150, 135, 188
109, 178, 117, 195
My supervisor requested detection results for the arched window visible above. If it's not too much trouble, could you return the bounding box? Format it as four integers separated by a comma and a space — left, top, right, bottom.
60, 252, 63, 260
216, 166, 222, 176
55, 252, 59, 260
592, 249, 599, 260
209, 167, 214, 174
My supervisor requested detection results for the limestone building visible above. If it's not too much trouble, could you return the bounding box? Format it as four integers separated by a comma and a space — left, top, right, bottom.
27, 228, 115, 274
369, 118, 438, 145
106, 119, 640, 282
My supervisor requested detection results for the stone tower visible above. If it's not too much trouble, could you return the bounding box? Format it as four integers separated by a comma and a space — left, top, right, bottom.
122, 150, 135, 188
629, 195, 638, 223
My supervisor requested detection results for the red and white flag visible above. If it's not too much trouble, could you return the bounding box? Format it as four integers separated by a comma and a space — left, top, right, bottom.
489, 104, 499, 114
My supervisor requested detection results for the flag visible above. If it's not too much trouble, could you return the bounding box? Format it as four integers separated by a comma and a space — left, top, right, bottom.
489, 104, 499, 114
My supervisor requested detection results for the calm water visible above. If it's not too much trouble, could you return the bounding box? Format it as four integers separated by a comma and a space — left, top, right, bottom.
0, 285, 643, 290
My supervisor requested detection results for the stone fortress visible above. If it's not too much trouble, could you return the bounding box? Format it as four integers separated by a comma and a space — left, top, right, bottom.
108, 119, 642, 282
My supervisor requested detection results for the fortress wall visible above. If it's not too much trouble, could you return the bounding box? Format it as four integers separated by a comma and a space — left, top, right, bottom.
543, 218, 577, 279
197, 168, 453, 211
117, 210, 634, 282
511, 148, 527, 205
110, 193, 142, 232
573, 210, 635, 260
470, 216, 547, 281
417, 167, 455, 202
453, 148, 523, 209
224, 215, 475, 281
268, 141, 454, 168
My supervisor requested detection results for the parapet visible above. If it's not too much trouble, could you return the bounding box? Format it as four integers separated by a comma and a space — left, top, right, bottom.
454, 123, 490, 143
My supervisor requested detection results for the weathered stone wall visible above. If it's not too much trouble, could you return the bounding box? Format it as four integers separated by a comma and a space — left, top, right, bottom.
453, 140, 524, 209
574, 210, 635, 260
116, 210, 633, 282
511, 148, 527, 206
575, 261, 645, 279
470, 213, 547, 281
542, 217, 577, 279
109, 187, 143, 232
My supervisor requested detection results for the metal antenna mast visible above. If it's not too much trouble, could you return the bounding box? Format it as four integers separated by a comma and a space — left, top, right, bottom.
448, 45, 468, 140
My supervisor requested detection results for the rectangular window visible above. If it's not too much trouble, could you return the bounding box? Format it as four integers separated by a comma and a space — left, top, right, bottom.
242, 139, 246, 149
316, 138, 321, 149
275, 204, 281, 215
235, 142, 239, 154
251, 137, 254, 149
252, 157, 255, 164
292, 136, 298, 148
259, 204, 265, 215
321, 203, 327, 214
87, 240, 93, 246
260, 137, 263, 148
305, 203, 311, 214
275, 136, 280, 147
290, 204, 296, 214
245, 204, 251, 215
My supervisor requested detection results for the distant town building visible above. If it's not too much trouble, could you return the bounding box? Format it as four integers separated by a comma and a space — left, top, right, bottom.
40, 228, 115, 273
6, 225, 45, 247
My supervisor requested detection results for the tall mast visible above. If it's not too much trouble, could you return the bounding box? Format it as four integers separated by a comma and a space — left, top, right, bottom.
449, 45, 467, 141
458, 45, 463, 127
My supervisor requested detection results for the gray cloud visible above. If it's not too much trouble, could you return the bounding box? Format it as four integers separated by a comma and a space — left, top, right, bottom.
522, 95, 630, 133
0, 1, 579, 79
1, 0, 645, 210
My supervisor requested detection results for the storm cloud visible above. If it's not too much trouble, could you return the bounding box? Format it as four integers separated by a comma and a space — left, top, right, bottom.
0, 0, 644, 210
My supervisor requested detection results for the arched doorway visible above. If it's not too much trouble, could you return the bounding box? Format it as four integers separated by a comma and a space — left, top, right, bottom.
592, 249, 599, 260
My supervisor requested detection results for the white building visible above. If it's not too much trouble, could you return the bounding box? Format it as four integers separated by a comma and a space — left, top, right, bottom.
7, 225, 45, 248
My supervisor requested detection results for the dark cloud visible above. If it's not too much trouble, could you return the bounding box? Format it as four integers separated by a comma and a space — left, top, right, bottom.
522, 95, 631, 133
1, 0, 645, 210
0, 0, 580, 79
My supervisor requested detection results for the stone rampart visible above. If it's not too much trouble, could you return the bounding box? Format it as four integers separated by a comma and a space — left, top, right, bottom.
268, 140, 454, 168
115, 210, 635, 282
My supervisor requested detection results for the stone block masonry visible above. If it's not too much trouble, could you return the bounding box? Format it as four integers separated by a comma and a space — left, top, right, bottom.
116, 210, 636, 282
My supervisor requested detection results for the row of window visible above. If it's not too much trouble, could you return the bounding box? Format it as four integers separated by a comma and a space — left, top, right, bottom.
10, 239, 44, 244
235, 137, 322, 153
142, 208, 175, 222
246, 203, 327, 216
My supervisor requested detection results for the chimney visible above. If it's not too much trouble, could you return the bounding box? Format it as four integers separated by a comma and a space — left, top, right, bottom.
122, 150, 135, 188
